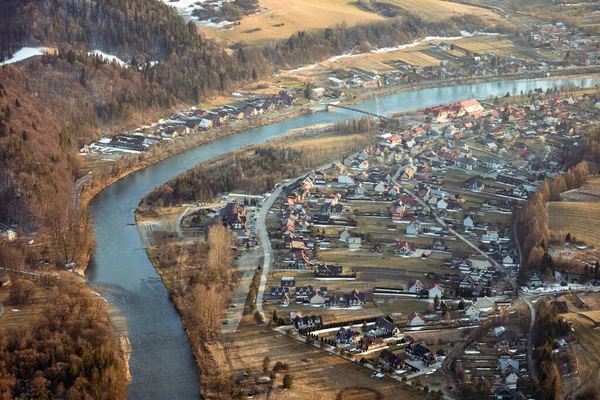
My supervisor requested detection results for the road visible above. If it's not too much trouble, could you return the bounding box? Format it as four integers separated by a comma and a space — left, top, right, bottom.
255, 177, 308, 319
222, 251, 262, 333
72, 172, 93, 208
255, 161, 340, 319
513, 220, 536, 378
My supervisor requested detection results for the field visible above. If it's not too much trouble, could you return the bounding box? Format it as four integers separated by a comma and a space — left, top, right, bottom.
200, 0, 506, 44
547, 201, 600, 248
321, 34, 522, 72
209, 314, 433, 399
0, 281, 50, 328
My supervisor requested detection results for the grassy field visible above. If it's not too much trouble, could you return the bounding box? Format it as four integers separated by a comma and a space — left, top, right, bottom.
0, 281, 50, 328
547, 202, 600, 248
200, 0, 506, 44
210, 314, 431, 399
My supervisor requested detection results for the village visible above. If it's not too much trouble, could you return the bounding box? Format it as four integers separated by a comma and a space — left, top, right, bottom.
191, 88, 600, 398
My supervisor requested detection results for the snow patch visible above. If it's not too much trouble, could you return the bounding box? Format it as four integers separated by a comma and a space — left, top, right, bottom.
325, 32, 502, 63
0, 47, 47, 66
88, 50, 128, 68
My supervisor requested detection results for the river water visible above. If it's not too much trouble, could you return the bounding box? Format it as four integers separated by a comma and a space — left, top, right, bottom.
86, 77, 599, 399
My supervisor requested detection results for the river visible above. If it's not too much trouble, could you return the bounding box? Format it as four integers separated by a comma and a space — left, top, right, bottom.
85, 76, 599, 399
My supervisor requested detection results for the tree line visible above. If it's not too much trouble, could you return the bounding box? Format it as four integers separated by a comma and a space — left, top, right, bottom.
517, 162, 590, 283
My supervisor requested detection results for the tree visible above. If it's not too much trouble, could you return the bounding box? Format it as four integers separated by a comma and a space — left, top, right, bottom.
9, 279, 34, 305
263, 357, 271, 373
282, 374, 294, 389
79, 67, 87, 87
434, 295, 440, 310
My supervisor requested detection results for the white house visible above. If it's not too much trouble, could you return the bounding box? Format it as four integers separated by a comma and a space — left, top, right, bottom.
503, 254, 517, 267
309, 292, 327, 305
427, 283, 444, 299
505, 371, 519, 388
339, 229, 350, 243
408, 280, 424, 294
475, 296, 495, 312
463, 216, 474, 229
348, 237, 362, 251
408, 312, 426, 327
374, 182, 386, 193
437, 199, 448, 210
338, 175, 354, 185
406, 221, 421, 235
464, 304, 480, 321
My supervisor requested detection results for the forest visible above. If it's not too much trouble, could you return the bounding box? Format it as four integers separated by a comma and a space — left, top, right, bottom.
143, 128, 373, 207
0, 275, 127, 399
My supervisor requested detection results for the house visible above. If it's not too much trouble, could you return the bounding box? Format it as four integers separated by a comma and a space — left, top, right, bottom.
406, 221, 421, 235
220, 201, 247, 230
292, 315, 322, 330
198, 118, 213, 130
407, 312, 426, 327
379, 349, 406, 370
475, 296, 495, 312
339, 229, 350, 243
482, 225, 499, 243
395, 241, 417, 257
464, 303, 480, 321
499, 359, 519, 375
314, 264, 344, 277
437, 199, 448, 210
505, 371, 519, 387
375, 316, 401, 336
309, 292, 327, 305
348, 237, 362, 251
336, 327, 362, 345
463, 216, 474, 229
281, 277, 296, 287
529, 273, 543, 288
408, 280, 424, 294
338, 175, 354, 185
494, 386, 526, 400
503, 254, 517, 267
359, 336, 386, 352
427, 283, 443, 299
460, 99, 484, 114
405, 343, 435, 365
344, 289, 366, 306
432, 239, 446, 251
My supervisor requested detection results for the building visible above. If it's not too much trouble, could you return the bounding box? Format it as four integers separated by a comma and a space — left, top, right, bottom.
359, 336, 386, 352
405, 343, 435, 365
379, 349, 406, 370
408, 312, 426, 327
408, 280, 424, 294
292, 315, 322, 330
336, 327, 362, 345
427, 283, 444, 299
348, 237, 362, 251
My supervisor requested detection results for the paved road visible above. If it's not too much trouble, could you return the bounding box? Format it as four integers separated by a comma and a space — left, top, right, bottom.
222, 251, 261, 333
255, 177, 306, 319
512, 220, 536, 378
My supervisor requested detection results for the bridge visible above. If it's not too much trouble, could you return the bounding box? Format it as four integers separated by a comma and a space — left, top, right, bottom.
326, 103, 388, 119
